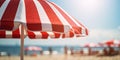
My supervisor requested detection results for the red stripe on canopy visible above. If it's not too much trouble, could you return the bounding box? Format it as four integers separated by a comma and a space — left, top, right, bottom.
24, 0, 42, 31
27, 30, 36, 39
62, 31, 74, 38
50, 2, 82, 34
0, 0, 20, 30
12, 28, 20, 38
85, 29, 88, 35
0, 30, 5, 38
38, 0, 64, 32
0, 0, 5, 7
54, 33, 61, 38
41, 32, 49, 39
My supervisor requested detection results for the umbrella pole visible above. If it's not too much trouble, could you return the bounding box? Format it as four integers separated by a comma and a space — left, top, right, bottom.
20, 24, 24, 60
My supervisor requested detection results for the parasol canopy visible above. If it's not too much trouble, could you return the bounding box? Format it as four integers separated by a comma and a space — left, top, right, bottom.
0, 0, 88, 35
0, 0, 88, 60
25, 46, 42, 51
0, 0, 88, 38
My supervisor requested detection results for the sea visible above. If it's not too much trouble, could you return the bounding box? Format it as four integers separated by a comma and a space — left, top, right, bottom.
0, 45, 119, 56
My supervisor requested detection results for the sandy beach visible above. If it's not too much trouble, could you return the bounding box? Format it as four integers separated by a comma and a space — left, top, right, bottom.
0, 54, 120, 60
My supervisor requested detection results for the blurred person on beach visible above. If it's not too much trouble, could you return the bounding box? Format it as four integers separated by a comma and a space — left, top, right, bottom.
25, 50, 27, 56
108, 46, 119, 56
40, 50, 43, 55
64, 46, 68, 55
108, 46, 114, 55
88, 47, 92, 55
103, 48, 108, 55
48, 47, 52, 55
80, 48, 84, 55
70, 47, 74, 55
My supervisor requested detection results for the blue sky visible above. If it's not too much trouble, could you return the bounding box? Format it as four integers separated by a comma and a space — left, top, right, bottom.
0, 0, 120, 46
50, 0, 120, 29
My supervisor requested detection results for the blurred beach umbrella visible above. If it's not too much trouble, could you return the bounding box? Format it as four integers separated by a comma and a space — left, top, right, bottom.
25, 46, 42, 51
84, 43, 99, 47
102, 40, 120, 47
0, 0, 88, 60
98, 42, 106, 47
25, 46, 42, 55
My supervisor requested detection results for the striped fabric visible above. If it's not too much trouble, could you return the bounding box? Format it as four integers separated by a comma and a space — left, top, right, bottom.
27, 30, 88, 39
0, 0, 88, 39
0, 29, 87, 39
27, 30, 85, 39
0, 26, 27, 38
27, 30, 61, 39
0, 28, 21, 38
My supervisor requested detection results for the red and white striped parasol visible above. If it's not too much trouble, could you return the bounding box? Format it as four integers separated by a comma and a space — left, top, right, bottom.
102, 40, 120, 47
0, 0, 88, 36
0, 0, 88, 60
0, 0, 88, 39
25, 46, 42, 51
84, 43, 99, 47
